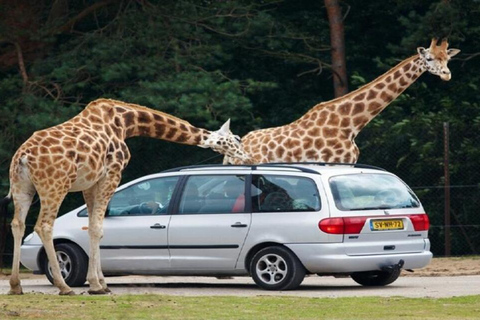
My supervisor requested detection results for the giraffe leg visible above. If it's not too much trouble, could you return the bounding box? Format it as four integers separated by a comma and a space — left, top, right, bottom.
34, 191, 74, 295
83, 187, 110, 293
85, 172, 121, 295
8, 188, 35, 295
97, 255, 110, 293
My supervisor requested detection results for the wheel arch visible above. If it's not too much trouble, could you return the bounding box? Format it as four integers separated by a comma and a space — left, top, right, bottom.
244, 242, 302, 273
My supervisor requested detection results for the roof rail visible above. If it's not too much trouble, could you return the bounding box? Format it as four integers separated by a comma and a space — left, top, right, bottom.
161, 163, 319, 174
161, 162, 384, 174
161, 164, 248, 173
258, 162, 386, 171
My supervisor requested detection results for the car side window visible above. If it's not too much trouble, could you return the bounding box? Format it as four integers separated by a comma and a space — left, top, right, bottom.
78, 176, 179, 217
178, 175, 246, 214
251, 175, 321, 212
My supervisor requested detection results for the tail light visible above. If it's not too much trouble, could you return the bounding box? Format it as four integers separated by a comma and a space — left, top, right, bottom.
319, 214, 430, 234
319, 218, 344, 234
343, 217, 368, 234
319, 217, 366, 234
409, 214, 430, 231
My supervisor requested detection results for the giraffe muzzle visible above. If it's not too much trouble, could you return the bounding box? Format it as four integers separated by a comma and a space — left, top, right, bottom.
440, 73, 451, 81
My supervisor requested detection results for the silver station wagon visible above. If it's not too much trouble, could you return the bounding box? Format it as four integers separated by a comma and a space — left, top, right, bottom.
20, 163, 432, 290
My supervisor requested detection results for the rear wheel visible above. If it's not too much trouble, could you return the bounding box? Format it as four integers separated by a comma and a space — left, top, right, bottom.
250, 246, 306, 290
351, 268, 401, 286
43, 243, 88, 287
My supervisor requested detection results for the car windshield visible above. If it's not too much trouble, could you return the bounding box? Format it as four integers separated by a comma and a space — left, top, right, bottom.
329, 173, 420, 211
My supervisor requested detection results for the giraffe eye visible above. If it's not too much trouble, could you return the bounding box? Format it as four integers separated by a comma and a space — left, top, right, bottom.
426, 57, 434, 62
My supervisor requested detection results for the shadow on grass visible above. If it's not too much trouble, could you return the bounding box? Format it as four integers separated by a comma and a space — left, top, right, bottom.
104, 281, 393, 292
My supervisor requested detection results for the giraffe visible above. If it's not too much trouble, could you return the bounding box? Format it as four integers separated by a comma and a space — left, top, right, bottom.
224, 38, 460, 165
0, 98, 251, 295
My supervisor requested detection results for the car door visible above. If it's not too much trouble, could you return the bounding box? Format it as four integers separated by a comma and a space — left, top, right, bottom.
168, 174, 251, 270
98, 175, 180, 272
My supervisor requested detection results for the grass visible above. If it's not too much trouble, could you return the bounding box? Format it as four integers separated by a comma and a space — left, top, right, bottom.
0, 294, 479, 320
0, 267, 32, 275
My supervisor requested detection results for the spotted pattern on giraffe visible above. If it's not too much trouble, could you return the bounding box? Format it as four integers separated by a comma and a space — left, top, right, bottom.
4, 98, 251, 296
225, 39, 459, 165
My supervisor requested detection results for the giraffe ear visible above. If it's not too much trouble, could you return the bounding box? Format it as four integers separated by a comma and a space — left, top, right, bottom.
447, 48, 460, 58
218, 119, 231, 136
417, 47, 427, 57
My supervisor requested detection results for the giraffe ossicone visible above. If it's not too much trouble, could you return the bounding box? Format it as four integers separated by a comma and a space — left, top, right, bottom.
202, 119, 253, 164
225, 38, 460, 165
417, 38, 460, 81
1, 98, 249, 296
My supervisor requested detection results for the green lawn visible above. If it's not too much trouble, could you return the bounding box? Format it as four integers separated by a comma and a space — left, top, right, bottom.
0, 294, 479, 320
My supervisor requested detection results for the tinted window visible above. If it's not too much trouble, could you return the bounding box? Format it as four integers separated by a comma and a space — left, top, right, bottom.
329, 173, 420, 211
251, 175, 321, 212
178, 175, 246, 214
78, 176, 179, 217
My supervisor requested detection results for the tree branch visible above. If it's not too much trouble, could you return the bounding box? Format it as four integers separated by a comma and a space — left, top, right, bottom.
458, 52, 480, 67
52, 0, 116, 34
13, 42, 28, 86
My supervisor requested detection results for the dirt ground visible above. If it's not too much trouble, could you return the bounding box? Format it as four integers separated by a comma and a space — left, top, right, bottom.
402, 256, 480, 277
1, 256, 479, 280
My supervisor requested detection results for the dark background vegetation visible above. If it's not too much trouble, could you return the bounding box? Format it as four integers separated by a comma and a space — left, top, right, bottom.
1, 0, 479, 264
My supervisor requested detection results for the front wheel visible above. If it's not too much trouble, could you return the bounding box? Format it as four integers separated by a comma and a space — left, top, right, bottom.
350, 268, 401, 286
250, 246, 306, 290
43, 243, 88, 287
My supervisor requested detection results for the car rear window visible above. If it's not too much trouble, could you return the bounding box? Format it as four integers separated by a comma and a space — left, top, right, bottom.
329, 173, 420, 211
251, 175, 321, 212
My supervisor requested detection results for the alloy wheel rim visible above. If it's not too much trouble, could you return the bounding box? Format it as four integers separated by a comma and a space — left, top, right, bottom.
48, 250, 72, 279
255, 253, 288, 285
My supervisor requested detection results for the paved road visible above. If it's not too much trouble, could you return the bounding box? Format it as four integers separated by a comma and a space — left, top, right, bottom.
1, 275, 479, 298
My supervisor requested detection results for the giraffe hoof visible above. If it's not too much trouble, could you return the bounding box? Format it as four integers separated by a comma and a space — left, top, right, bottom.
104, 287, 112, 293
59, 290, 76, 296
88, 289, 107, 295
7, 288, 23, 295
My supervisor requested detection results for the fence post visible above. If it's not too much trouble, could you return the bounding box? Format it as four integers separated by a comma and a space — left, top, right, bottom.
443, 122, 451, 256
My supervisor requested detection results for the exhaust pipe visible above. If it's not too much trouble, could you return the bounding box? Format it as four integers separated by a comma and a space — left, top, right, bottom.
381, 259, 406, 273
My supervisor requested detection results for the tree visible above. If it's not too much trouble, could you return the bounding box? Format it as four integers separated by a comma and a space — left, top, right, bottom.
324, 0, 348, 97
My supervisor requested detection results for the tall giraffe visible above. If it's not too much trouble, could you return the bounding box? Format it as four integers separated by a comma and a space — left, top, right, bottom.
1, 98, 251, 295
225, 39, 460, 164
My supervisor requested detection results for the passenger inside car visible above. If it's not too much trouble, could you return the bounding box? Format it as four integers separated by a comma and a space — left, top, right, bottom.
199, 179, 245, 213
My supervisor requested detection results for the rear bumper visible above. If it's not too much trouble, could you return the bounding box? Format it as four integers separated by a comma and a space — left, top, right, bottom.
20, 244, 43, 273
286, 241, 433, 273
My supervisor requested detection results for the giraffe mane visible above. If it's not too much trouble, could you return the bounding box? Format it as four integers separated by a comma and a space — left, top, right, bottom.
303, 55, 419, 113
86, 98, 193, 126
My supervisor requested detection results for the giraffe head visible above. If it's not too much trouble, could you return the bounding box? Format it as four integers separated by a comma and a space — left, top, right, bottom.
201, 119, 253, 163
417, 38, 460, 81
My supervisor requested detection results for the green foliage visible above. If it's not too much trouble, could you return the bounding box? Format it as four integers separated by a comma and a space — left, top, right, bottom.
0, 0, 479, 256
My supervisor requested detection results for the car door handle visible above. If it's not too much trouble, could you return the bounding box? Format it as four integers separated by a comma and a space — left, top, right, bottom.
150, 223, 166, 229
231, 222, 248, 228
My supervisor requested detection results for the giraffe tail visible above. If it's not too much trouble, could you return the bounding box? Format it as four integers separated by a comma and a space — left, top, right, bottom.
0, 190, 12, 218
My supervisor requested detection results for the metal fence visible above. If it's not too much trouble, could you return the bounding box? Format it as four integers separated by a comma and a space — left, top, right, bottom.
0, 138, 479, 269
410, 184, 480, 256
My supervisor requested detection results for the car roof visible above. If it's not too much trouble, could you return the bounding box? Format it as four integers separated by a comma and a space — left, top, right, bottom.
161, 162, 386, 176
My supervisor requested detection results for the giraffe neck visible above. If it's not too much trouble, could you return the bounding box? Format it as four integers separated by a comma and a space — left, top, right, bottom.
297, 54, 426, 138
83, 99, 209, 145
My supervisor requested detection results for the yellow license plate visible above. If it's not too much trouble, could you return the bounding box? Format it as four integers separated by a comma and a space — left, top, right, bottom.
370, 219, 404, 231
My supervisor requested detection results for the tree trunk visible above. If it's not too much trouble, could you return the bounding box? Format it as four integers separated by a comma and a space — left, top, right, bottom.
324, 0, 348, 97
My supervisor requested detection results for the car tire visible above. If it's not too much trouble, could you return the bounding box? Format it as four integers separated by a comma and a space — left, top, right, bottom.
350, 268, 401, 286
43, 243, 88, 287
250, 246, 306, 290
